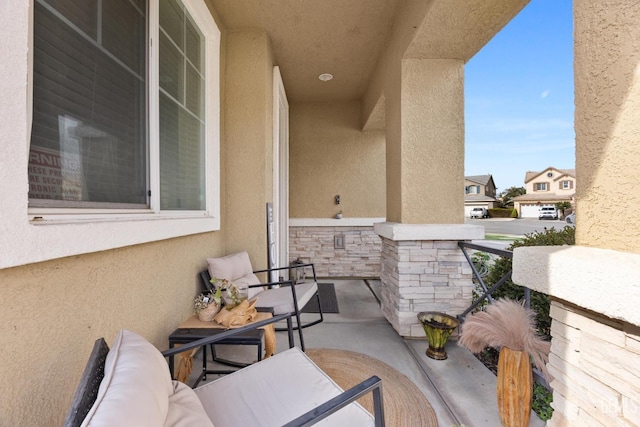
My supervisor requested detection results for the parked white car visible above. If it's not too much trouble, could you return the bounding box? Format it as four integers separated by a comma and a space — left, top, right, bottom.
538, 206, 558, 220
470, 207, 489, 219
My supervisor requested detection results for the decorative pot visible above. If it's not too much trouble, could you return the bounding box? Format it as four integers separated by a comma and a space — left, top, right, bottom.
497, 347, 532, 427
197, 302, 221, 322
417, 312, 459, 360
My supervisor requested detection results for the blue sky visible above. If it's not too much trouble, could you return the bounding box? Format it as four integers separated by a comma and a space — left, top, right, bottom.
465, 0, 574, 192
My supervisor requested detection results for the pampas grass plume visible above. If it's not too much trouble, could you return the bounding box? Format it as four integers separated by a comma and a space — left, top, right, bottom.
458, 299, 551, 380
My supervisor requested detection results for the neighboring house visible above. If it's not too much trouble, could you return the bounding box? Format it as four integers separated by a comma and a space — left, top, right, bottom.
512, 167, 575, 218
464, 175, 499, 217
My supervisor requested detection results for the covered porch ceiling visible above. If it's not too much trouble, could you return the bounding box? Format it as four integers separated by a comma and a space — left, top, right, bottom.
209, 0, 529, 104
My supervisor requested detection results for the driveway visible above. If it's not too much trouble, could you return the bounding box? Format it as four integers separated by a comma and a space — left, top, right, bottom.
465, 217, 572, 238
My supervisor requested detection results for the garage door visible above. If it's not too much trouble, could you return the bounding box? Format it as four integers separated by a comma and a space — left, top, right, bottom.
464, 206, 475, 217
520, 204, 541, 218
521, 204, 558, 218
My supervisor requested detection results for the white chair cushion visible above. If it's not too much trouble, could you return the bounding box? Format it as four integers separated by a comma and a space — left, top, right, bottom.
256, 282, 318, 315
164, 381, 215, 427
194, 347, 374, 427
207, 251, 254, 281
81, 329, 174, 427
207, 252, 262, 299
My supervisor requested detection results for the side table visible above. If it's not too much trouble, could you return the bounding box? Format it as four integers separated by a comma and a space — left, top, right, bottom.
169, 326, 264, 386
168, 311, 288, 387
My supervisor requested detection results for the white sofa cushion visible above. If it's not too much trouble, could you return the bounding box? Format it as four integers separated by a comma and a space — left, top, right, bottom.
194, 347, 374, 427
80, 329, 174, 427
165, 381, 215, 427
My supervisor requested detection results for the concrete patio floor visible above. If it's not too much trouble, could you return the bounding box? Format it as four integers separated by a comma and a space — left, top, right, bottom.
193, 279, 546, 426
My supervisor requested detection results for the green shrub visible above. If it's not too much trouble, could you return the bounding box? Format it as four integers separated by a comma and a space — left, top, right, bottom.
510, 209, 519, 218
533, 382, 554, 421
488, 208, 515, 218
484, 225, 575, 338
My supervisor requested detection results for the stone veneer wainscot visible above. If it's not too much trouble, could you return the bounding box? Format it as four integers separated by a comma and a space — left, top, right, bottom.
289, 218, 385, 278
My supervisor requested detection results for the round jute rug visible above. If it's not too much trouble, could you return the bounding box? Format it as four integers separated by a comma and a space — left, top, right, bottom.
306, 348, 438, 427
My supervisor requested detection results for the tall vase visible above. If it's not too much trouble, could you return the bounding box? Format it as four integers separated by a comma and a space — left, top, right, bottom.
497, 347, 532, 427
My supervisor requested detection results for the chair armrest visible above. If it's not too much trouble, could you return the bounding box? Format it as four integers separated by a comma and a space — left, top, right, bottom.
253, 263, 312, 273
254, 263, 318, 284
247, 279, 295, 290
161, 313, 291, 358
282, 376, 385, 427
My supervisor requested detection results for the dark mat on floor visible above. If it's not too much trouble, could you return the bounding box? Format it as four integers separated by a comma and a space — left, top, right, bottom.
302, 283, 339, 313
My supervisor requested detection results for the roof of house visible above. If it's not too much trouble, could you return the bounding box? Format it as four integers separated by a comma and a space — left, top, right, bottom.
464, 194, 497, 202
465, 175, 493, 185
512, 193, 575, 202
524, 168, 576, 183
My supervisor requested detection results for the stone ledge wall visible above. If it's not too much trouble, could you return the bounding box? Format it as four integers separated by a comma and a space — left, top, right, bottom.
379, 238, 473, 337
548, 301, 640, 426
289, 226, 381, 278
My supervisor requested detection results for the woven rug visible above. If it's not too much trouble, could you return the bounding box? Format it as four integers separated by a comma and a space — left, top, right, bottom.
301, 283, 339, 313
306, 348, 438, 426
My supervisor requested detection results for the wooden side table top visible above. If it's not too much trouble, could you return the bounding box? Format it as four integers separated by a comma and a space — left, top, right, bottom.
176, 312, 276, 359
178, 312, 272, 329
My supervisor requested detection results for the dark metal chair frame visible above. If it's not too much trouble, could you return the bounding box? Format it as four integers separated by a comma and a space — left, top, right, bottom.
63, 314, 385, 427
199, 262, 323, 351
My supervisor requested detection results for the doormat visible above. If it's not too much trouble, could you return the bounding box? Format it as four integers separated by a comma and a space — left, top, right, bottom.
302, 283, 339, 313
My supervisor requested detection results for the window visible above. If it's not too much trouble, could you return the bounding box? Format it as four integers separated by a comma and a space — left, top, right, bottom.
560, 180, 573, 190
29, 0, 216, 214
465, 185, 480, 194
534, 182, 548, 191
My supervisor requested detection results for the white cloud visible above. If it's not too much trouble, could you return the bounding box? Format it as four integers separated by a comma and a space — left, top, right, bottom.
541, 90, 550, 99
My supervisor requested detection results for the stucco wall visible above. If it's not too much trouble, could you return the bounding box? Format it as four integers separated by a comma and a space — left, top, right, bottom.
224, 31, 275, 259
574, 0, 640, 252
386, 59, 465, 224
289, 101, 386, 219
0, 233, 224, 426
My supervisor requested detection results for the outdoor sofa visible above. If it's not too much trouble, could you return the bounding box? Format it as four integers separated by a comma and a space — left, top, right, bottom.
63, 314, 384, 427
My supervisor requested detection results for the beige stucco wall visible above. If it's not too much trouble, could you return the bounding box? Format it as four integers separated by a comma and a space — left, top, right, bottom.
385, 59, 465, 224
524, 168, 576, 197
289, 101, 386, 219
574, 0, 640, 253
223, 30, 275, 261
0, 233, 225, 426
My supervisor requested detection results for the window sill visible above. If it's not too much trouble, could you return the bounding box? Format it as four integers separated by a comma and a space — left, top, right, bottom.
2, 213, 219, 269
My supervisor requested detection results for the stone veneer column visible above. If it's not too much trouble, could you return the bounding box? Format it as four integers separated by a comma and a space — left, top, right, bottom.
514, 246, 640, 425
375, 222, 484, 337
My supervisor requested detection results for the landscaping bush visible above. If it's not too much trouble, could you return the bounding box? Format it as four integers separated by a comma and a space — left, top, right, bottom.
510, 209, 519, 218
488, 208, 516, 218
484, 225, 575, 338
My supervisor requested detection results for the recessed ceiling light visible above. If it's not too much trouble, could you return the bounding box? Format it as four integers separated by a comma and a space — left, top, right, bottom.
318, 73, 333, 82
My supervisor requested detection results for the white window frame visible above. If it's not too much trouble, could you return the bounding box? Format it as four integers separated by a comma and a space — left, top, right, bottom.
5, 0, 220, 269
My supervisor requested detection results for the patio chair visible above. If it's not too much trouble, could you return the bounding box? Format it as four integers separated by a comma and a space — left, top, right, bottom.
201, 251, 324, 351
63, 315, 385, 427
